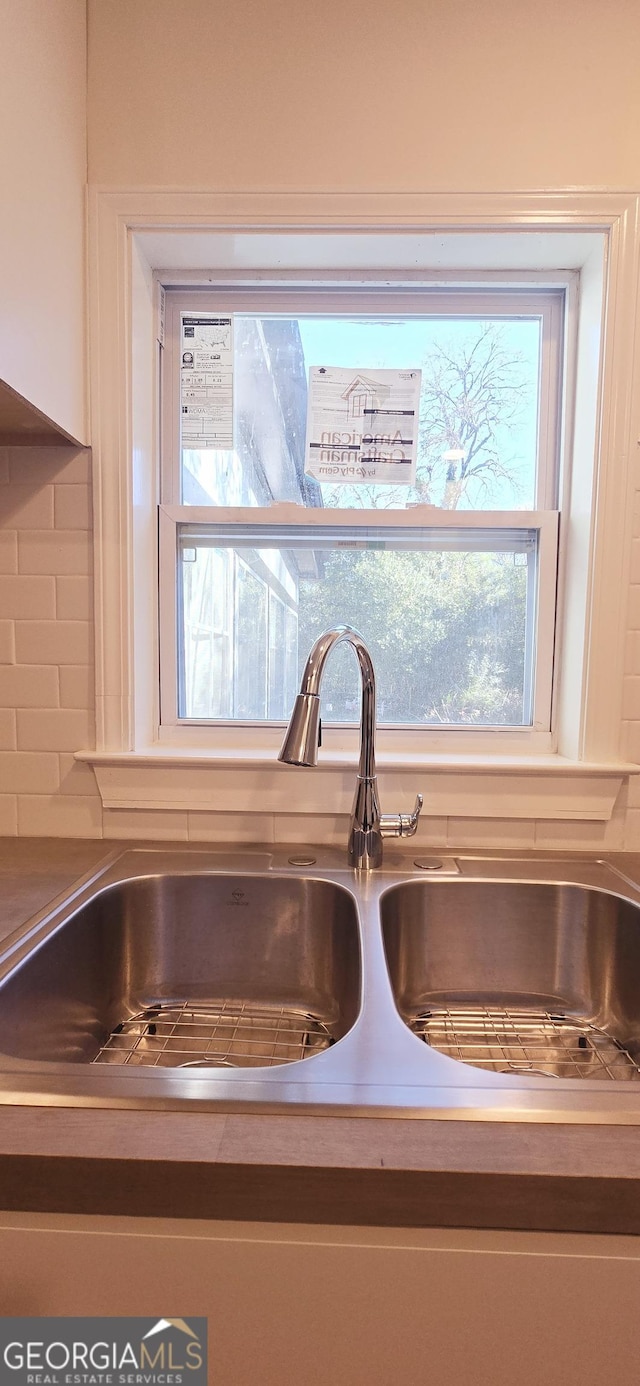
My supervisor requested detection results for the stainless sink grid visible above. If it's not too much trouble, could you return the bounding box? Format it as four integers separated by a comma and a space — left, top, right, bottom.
92, 1000, 334, 1070
412, 1005, 640, 1081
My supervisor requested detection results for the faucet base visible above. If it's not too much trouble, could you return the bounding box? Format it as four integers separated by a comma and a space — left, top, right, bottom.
348, 827, 384, 871
349, 775, 383, 869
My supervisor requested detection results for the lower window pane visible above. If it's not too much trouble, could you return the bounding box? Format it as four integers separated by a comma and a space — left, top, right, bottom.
235, 563, 268, 719
178, 530, 534, 726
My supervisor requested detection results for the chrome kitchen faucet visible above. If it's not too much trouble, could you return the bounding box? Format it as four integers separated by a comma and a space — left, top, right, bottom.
278, 625, 423, 870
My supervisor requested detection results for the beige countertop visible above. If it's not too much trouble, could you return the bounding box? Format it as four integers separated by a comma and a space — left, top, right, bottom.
1, 838, 640, 1235
0, 838, 113, 943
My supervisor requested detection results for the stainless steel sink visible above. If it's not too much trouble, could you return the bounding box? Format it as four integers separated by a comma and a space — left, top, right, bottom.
0, 872, 360, 1068
381, 880, 640, 1082
3, 847, 640, 1121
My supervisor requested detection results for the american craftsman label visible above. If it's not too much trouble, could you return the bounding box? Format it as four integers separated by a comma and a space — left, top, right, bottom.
305, 365, 421, 485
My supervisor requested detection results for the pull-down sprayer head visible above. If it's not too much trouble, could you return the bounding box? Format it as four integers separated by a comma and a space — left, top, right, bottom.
278, 693, 321, 767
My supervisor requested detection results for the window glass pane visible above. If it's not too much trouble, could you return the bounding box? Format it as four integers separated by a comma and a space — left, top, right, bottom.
268, 592, 287, 718
179, 547, 232, 718
181, 316, 541, 512
234, 563, 268, 719
178, 527, 535, 726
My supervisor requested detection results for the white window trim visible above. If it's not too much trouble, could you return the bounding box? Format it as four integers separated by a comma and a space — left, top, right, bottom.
79, 191, 640, 821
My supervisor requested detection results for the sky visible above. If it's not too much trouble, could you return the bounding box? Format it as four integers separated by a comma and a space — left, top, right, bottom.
296, 315, 541, 510
184, 313, 543, 511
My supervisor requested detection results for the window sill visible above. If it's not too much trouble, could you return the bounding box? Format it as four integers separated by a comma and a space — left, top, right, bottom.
76, 749, 639, 822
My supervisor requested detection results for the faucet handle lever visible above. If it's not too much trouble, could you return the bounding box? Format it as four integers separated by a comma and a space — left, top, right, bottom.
380, 793, 423, 840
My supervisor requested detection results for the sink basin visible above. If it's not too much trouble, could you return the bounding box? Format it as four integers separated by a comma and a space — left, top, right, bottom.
381, 880, 640, 1081
0, 873, 361, 1069
3, 850, 640, 1120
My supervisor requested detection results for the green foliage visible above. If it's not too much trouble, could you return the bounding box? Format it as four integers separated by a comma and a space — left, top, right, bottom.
298, 548, 527, 725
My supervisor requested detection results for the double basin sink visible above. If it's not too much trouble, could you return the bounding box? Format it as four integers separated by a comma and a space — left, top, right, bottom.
2, 847, 640, 1122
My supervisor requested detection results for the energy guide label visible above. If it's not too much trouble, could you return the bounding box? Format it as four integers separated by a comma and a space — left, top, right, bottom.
181, 314, 233, 449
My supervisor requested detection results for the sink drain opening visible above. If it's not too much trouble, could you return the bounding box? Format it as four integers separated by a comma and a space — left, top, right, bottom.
93, 1000, 334, 1070
413, 1004, 640, 1081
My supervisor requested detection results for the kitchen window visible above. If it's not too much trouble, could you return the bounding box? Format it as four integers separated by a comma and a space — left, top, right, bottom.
159, 287, 563, 748
82, 198, 636, 825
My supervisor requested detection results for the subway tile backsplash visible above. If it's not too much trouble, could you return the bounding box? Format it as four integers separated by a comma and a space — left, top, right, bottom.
0, 444, 98, 836
0, 441, 638, 849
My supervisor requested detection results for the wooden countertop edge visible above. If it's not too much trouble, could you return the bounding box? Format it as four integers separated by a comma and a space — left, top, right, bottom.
0, 1155, 638, 1235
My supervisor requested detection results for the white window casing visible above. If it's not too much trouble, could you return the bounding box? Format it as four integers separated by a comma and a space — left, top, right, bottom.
79, 192, 640, 822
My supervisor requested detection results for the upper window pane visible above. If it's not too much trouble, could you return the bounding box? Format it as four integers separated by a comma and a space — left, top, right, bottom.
180, 314, 542, 512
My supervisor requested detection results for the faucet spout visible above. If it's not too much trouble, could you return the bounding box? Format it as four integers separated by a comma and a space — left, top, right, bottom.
278, 625, 422, 870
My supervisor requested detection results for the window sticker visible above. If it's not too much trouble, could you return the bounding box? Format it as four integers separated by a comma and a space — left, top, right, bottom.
180, 313, 234, 449
304, 365, 421, 485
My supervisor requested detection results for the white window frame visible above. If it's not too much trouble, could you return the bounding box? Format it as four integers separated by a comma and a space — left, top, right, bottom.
80, 192, 640, 823
159, 285, 563, 751
158, 286, 559, 753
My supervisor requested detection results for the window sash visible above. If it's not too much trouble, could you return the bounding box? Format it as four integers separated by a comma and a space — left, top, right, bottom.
159, 505, 559, 736
160, 286, 564, 512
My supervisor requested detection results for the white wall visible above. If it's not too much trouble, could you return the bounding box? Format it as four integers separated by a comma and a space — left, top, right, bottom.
0, 0, 87, 443
87, 0, 640, 192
